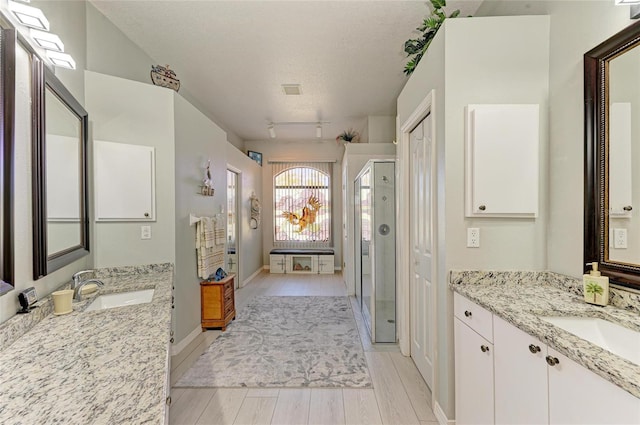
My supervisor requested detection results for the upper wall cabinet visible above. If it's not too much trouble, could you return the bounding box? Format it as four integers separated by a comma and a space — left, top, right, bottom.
465, 104, 539, 218
94, 140, 156, 221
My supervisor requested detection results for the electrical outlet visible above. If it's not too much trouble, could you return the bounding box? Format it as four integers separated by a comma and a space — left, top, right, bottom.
613, 228, 627, 249
467, 228, 480, 248
141, 225, 152, 240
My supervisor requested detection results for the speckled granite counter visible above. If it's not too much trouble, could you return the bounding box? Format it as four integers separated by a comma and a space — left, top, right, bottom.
450, 271, 640, 400
0, 264, 173, 424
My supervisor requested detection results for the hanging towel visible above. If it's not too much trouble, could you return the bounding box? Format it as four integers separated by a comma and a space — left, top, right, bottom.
202, 217, 215, 249
196, 217, 223, 279
214, 215, 226, 246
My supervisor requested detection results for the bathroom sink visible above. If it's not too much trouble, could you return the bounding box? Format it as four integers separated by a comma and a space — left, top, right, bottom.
85, 289, 154, 312
540, 316, 640, 366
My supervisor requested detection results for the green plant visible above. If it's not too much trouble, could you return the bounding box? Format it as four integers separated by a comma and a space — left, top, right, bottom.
404, 0, 461, 76
585, 282, 603, 303
336, 128, 361, 143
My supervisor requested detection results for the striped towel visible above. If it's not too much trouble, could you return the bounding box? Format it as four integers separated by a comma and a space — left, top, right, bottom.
214, 216, 225, 246
196, 218, 224, 279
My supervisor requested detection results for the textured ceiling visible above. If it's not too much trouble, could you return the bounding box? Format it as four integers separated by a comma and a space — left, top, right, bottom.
90, 1, 482, 142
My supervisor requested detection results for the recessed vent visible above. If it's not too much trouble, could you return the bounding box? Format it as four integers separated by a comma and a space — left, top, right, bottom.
282, 84, 302, 95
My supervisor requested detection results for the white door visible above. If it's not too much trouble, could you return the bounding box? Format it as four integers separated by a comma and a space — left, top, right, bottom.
409, 113, 435, 389
227, 170, 239, 287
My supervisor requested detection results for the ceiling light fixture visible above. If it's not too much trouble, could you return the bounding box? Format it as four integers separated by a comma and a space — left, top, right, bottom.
30, 29, 64, 52
616, 0, 640, 4
268, 124, 276, 139
9, 1, 49, 30
316, 124, 322, 139
46, 51, 76, 69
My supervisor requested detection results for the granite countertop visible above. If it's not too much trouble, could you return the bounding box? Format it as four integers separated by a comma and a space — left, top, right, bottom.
449, 271, 640, 400
0, 264, 174, 424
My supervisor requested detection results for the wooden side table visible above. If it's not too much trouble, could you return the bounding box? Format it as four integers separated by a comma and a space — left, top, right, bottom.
200, 274, 235, 331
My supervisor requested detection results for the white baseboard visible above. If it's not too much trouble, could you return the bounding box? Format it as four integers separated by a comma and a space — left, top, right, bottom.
243, 267, 263, 286
171, 326, 202, 357
435, 401, 454, 425
264, 265, 270, 270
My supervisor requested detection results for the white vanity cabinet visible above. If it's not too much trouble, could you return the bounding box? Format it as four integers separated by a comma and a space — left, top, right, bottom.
454, 293, 640, 425
547, 347, 640, 425
493, 315, 548, 425
454, 294, 495, 425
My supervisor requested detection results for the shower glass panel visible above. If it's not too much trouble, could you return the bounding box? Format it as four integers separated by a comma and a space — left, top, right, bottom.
354, 161, 396, 343
354, 180, 362, 309
360, 170, 372, 335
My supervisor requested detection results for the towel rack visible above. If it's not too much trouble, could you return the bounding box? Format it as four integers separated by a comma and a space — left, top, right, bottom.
189, 213, 223, 226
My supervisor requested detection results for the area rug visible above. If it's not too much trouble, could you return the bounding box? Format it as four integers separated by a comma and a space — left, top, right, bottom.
174, 296, 372, 388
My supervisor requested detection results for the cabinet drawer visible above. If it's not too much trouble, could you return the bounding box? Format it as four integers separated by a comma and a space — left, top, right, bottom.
454, 292, 493, 342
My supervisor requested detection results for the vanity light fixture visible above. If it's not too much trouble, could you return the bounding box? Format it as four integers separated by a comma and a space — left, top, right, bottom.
30, 29, 64, 52
46, 51, 76, 69
268, 123, 276, 139
8, 1, 49, 31
316, 124, 322, 139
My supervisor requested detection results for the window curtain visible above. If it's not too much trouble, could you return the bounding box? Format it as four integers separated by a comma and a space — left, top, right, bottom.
272, 161, 332, 248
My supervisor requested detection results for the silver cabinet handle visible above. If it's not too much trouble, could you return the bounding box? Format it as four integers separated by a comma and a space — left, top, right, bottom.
464, 310, 472, 317
528, 344, 541, 354
623, 206, 633, 211
480, 345, 490, 353
546, 355, 559, 366
478, 205, 486, 211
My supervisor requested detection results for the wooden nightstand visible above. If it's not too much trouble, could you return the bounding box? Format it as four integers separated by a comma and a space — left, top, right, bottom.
200, 274, 236, 331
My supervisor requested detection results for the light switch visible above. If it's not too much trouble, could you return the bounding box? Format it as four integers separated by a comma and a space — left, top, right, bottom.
141, 225, 151, 240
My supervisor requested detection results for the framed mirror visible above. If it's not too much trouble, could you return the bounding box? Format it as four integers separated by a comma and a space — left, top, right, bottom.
0, 28, 15, 296
585, 20, 640, 289
32, 56, 89, 279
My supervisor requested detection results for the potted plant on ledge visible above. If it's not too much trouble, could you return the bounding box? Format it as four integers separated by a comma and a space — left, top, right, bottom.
336, 129, 361, 144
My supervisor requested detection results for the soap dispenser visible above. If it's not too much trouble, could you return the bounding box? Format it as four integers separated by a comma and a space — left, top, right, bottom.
583, 262, 609, 306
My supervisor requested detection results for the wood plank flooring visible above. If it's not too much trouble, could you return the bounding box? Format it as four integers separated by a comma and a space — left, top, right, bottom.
170, 271, 436, 425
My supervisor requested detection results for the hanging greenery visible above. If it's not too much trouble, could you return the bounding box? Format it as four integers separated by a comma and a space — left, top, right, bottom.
403, 0, 461, 76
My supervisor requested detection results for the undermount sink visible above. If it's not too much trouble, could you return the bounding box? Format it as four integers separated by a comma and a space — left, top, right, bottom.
85, 289, 154, 312
540, 316, 640, 366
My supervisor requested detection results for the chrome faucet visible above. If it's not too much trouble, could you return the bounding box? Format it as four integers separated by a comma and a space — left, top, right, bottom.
71, 270, 95, 290
71, 270, 104, 301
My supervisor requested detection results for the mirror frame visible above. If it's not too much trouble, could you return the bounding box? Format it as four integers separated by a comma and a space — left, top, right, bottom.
585, 20, 640, 289
32, 56, 89, 279
0, 28, 15, 295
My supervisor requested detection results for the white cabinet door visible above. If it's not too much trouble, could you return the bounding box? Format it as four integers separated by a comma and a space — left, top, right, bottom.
493, 316, 548, 425
465, 104, 539, 217
317, 255, 334, 274
455, 318, 494, 425
95, 140, 156, 221
548, 347, 640, 425
269, 255, 286, 274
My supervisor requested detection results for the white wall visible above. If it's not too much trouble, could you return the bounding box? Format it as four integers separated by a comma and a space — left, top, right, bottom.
226, 144, 264, 286
366, 116, 396, 144
173, 94, 227, 343
397, 15, 550, 419
475, 1, 634, 279
85, 71, 176, 268
244, 140, 344, 267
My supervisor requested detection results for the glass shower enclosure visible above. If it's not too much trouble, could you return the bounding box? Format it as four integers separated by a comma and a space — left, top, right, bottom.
354, 160, 396, 343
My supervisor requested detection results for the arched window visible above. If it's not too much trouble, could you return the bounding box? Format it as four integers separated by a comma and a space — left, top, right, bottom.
273, 162, 331, 247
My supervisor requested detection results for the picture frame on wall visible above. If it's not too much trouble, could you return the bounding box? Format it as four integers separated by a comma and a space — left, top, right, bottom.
248, 150, 262, 166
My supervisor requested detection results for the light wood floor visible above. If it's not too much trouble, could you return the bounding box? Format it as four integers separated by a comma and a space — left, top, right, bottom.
170, 271, 437, 425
